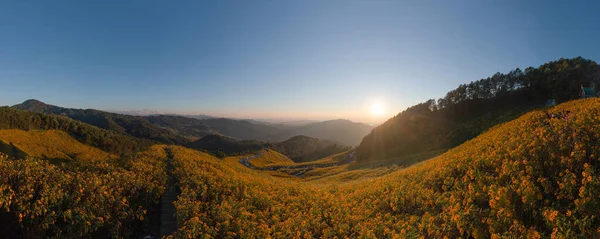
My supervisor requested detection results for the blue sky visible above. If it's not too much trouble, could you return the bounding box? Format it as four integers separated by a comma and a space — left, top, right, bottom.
1, 0, 599, 124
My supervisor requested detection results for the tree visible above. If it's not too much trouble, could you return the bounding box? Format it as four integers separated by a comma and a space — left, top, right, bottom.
215, 151, 226, 159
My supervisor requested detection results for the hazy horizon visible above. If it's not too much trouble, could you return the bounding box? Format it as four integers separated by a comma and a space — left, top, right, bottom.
1, 0, 599, 124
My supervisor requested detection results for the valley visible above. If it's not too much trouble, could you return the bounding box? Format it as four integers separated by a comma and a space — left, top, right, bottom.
238, 150, 355, 177
1, 57, 600, 238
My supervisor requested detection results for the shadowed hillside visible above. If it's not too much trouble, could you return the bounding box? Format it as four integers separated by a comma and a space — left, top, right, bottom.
357, 57, 600, 164
270, 135, 350, 162
186, 134, 349, 162
186, 134, 266, 156
192, 117, 287, 141
145, 115, 217, 140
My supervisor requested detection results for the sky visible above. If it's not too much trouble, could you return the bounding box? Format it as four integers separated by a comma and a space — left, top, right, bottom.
0, 0, 599, 124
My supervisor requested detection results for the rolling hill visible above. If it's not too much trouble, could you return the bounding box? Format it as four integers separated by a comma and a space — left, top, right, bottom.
0, 106, 154, 156
190, 118, 372, 146
192, 117, 286, 141
270, 135, 350, 162
0, 129, 116, 161
145, 115, 217, 140
186, 134, 266, 156
13, 99, 190, 144
356, 57, 600, 164
186, 134, 349, 162
246, 149, 295, 167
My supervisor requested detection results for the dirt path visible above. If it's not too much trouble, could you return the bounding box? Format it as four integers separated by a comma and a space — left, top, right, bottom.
159, 148, 178, 237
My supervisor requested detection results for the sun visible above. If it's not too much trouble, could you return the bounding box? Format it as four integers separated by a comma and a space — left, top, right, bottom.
370, 101, 385, 117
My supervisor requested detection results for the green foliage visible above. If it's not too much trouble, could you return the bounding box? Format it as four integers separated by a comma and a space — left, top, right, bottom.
215, 151, 226, 159
357, 57, 600, 164
0, 107, 154, 156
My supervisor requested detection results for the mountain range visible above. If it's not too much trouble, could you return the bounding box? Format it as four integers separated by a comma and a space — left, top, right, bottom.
11, 99, 372, 147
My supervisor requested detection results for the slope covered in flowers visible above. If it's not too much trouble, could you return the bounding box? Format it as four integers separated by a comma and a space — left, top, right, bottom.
247, 149, 295, 167
0, 129, 117, 161
0, 145, 168, 238
168, 98, 600, 238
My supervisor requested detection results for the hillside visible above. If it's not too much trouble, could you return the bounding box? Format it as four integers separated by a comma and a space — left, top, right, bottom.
5, 98, 600, 237
0, 144, 168, 238
186, 134, 266, 156
0, 107, 154, 156
270, 135, 350, 162
186, 133, 349, 161
246, 149, 295, 167
176, 98, 600, 238
193, 117, 287, 141
357, 57, 600, 164
0, 129, 116, 161
13, 100, 189, 144
145, 115, 217, 140
169, 98, 600, 238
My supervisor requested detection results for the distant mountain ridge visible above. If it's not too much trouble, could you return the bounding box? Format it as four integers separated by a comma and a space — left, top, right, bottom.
270, 119, 372, 146
186, 134, 266, 156
186, 134, 349, 162
269, 135, 350, 162
13, 99, 191, 144
11, 99, 372, 146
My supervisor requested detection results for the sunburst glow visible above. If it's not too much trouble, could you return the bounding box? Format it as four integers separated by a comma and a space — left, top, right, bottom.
370, 101, 385, 117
